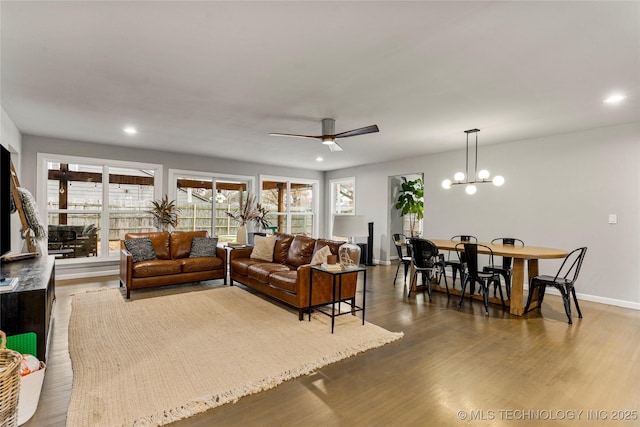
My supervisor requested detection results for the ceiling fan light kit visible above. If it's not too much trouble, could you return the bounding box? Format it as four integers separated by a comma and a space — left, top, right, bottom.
442, 129, 504, 195
269, 118, 379, 152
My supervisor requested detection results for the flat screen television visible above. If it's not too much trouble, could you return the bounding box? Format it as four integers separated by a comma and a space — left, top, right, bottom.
1, 144, 11, 258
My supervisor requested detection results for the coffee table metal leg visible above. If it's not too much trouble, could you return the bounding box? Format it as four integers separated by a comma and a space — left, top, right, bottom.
362, 269, 367, 325
331, 275, 337, 333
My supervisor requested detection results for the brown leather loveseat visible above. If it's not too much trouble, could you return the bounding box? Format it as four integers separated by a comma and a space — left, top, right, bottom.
229, 233, 358, 320
120, 230, 226, 298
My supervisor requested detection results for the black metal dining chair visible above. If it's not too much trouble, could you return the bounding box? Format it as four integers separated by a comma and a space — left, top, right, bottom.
392, 233, 412, 286
456, 242, 504, 316
524, 247, 587, 324
408, 238, 449, 300
483, 237, 525, 299
444, 235, 477, 288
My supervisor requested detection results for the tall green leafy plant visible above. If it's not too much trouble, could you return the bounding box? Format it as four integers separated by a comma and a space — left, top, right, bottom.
394, 177, 424, 237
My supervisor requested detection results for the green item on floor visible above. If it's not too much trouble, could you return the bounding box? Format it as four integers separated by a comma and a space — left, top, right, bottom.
6, 332, 37, 356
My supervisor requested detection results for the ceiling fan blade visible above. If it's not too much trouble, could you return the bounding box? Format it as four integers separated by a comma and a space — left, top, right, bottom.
327, 141, 343, 152
334, 124, 379, 139
269, 133, 322, 140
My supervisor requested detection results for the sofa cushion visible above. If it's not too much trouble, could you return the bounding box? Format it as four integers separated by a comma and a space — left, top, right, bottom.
132, 259, 181, 278
311, 244, 332, 265
314, 239, 344, 256
171, 230, 208, 259
125, 232, 171, 260
273, 233, 294, 264
286, 235, 316, 267
124, 231, 171, 259
268, 270, 298, 294
247, 263, 291, 283
124, 237, 157, 263
230, 258, 266, 276
189, 237, 218, 258
180, 257, 223, 273
250, 234, 277, 262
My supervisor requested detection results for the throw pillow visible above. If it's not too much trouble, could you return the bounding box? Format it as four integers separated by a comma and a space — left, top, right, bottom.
250, 234, 277, 262
311, 244, 332, 265
124, 237, 157, 263
189, 237, 219, 258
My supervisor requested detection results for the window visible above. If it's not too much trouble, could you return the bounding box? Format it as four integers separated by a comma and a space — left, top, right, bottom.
169, 170, 254, 243
38, 154, 162, 260
260, 176, 318, 236
330, 177, 355, 238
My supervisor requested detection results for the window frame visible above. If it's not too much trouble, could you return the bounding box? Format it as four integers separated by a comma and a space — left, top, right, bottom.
329, 177, 356, 238
259, 175, 319, 236
37, 153, 163, 263
168, 168, 255, 240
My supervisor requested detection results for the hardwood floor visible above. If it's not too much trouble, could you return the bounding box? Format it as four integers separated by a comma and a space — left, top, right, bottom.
24, 264, 640, 426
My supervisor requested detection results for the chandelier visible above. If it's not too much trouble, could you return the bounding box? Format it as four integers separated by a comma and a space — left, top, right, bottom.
441, 129, 504, 195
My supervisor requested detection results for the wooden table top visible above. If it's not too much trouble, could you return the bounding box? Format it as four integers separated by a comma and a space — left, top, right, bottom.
428, 239, 568, 259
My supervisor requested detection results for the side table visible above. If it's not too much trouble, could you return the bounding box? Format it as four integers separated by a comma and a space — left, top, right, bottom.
309, 265, 367, 333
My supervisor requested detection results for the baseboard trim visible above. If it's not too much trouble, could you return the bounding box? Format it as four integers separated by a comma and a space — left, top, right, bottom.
437, 272, 640, 311
541, 287, 640, 311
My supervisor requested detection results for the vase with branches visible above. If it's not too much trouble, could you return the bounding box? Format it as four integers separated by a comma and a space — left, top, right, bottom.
147, 195, 180, 232
226, 192, 271, 243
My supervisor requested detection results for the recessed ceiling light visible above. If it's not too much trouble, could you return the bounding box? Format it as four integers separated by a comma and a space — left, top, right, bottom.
123, 127, 138, 135
604, 94, 627, 104
316, 157, 324, 162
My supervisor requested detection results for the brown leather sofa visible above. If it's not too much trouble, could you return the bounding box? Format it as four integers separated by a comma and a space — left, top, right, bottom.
229, 233, 358, 320
120, 230, 226, 298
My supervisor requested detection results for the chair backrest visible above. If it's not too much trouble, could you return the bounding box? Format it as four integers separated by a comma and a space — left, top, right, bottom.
392, 233, 407, 244
456, 242, 494, 278
451, 235, 477, 243
56, 229, 77, 243
554, 247, 588, 283
447, 235, 477, 261
392, 233, 409, 259
490, 237, 525, 269
410, 238, 438, 269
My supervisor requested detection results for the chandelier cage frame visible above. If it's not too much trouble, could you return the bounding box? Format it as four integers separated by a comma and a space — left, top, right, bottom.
442, 129, 504, 195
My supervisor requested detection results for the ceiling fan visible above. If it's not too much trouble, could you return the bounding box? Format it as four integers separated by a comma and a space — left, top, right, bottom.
269, 118, 379, 152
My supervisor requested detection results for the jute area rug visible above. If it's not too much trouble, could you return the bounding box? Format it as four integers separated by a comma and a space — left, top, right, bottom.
67, 285, 403, 426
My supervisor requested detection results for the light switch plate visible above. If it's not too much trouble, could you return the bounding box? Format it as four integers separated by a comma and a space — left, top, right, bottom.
608, 214, 617, 224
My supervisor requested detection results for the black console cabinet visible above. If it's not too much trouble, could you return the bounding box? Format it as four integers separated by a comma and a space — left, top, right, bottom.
0, 255, 55, 362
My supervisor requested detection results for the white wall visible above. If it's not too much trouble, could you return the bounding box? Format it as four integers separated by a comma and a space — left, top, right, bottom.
1, 107, 23, 254
327, 122, 640, 308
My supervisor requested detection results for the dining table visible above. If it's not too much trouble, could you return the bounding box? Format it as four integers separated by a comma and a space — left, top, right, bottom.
427, 239, 568, 316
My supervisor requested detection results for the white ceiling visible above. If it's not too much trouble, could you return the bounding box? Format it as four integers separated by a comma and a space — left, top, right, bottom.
1, 1, 638, 171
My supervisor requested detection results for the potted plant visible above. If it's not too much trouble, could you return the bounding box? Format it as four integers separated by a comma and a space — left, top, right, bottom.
147, 195, 179, 232
394, 176, 424, 237
226, 192, 270, 244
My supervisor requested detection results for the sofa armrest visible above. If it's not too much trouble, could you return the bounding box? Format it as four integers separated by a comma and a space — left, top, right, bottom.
216, 247, 227, 273
297, 263, 358, 306
119, 248, 133, 297
229, 246, 253, 260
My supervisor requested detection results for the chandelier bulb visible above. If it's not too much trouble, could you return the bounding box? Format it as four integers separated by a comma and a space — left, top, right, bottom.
442, 179, 452, 189
453, 172, 465, 182
493, 175, 505, 186
477, 169, 490, 180
465, 184, 477, 195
